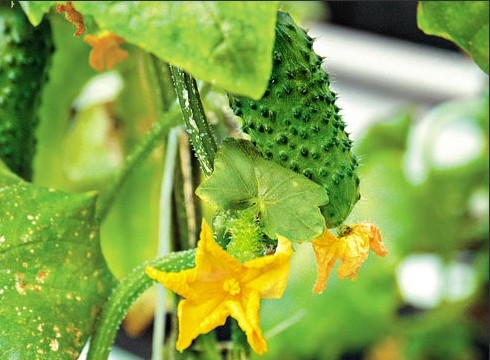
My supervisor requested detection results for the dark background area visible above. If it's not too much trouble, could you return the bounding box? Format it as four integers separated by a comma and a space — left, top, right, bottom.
325, 1, 460, 51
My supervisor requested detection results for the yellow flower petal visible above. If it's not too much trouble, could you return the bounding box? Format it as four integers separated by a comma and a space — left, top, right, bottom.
146, 220, 292, 354
176, 297, 229, 351
228, 291, 267, 354
312, 223, 387, 294
244, 236, 293, 298
145, 266, 194, 299
312, 229, 340, 294
84, 32, 129, 72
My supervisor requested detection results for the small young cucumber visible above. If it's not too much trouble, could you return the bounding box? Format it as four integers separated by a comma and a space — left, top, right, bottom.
229, 11, 360, 228
0, 3, 53, 181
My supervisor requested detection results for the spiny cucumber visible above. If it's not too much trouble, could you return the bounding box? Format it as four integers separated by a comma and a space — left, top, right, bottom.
0, 3, 53, 181
229, 11, 360, 228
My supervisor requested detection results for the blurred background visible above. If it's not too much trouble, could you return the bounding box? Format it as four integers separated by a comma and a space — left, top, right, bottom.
38, 1, 487, 359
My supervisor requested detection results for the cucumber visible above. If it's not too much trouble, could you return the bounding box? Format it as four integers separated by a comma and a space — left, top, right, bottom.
229, 11, 360, 228
0, 3, 53, 181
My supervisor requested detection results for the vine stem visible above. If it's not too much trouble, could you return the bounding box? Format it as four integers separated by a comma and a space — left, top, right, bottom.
96, 107, 181, 220
152, 126, 182, 360
86, 249, 196, 360
169, 66, 217, 176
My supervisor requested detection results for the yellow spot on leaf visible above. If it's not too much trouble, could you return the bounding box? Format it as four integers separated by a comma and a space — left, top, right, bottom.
14, 273, 26, 295
35, 270, 50, 284
49, 339, 59, 352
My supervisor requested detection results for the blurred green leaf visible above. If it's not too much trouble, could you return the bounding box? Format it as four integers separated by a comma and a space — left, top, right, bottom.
100, 47, 165, 280
401, 304, 477, 360
62, 104, 123, 188
257, 246, 398, 360
355, 109, 413, 154
22, 1, 279, 99
34, 14, 96, 188
18, 1, 56, 26
0, 165, 115, 358
417, 1, 489, 74
196, 138, 328, 242
352, 111, 420, 255
413, 96, 489, 253
279, 1, 327, 25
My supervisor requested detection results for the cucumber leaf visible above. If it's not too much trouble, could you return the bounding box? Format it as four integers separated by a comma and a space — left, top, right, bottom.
18, 1, 56, 26
0, 165, 116, 358
196, 139, 328, 242
20, 1, 279, 99
417, 1, 489, 74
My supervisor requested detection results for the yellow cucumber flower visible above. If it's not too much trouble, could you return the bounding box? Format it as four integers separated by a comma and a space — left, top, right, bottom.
84, 31, 129, 72
312, 222, 388, 294
145, 221, 293, 354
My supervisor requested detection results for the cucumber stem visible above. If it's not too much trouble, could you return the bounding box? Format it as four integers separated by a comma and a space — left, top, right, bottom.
169, 66, 217, 176
152, 126, 182, 360
86, 249, 196, 360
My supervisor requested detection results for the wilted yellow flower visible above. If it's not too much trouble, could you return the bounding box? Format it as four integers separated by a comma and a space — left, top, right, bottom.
56, 1, 85, 36
312, 222, 388, 294
84, 31, 129, 72
145, 221, 292, 354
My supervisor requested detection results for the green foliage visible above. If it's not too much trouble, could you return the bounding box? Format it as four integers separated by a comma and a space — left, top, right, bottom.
257, 246, 398, 360
21, 1, 280, 99
2, 2, 488, 359
229, 12, 360, 228
418, 1, 489, 74
0, 163, 116, 358
0, 3, 53, 180
354, 95, 488, 256
196, 138, 328, 242
33, 14, 96, 188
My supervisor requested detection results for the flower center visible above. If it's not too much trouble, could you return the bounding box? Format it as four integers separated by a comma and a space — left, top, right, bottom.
223, 277, 241, 296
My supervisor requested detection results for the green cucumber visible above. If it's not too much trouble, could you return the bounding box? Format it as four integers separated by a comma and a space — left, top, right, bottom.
0, 3, 53, 181
229, 11, 360, 228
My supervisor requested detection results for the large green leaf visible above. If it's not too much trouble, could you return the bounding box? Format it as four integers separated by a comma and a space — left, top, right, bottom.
20, 1, 279, 99
0, 165, 116, 358
196, 139, 328, 242
417, 1, 489, 74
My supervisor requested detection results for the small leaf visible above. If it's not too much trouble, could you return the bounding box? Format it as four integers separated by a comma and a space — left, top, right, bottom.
0, 165, 116, 358
196, 139, 328, 242
197, 139, 257, 210
417, 1, 489, 74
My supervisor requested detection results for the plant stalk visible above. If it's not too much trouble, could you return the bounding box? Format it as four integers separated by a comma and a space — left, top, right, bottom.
169, 66, 217, 176
152, 126, 182, 360
86, 249, 196, 360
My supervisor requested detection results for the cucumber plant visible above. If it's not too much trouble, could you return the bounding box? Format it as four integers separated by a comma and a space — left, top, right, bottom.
0, 2, 53, 180
5, 2, 482, 359
229, 12, 360, 228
